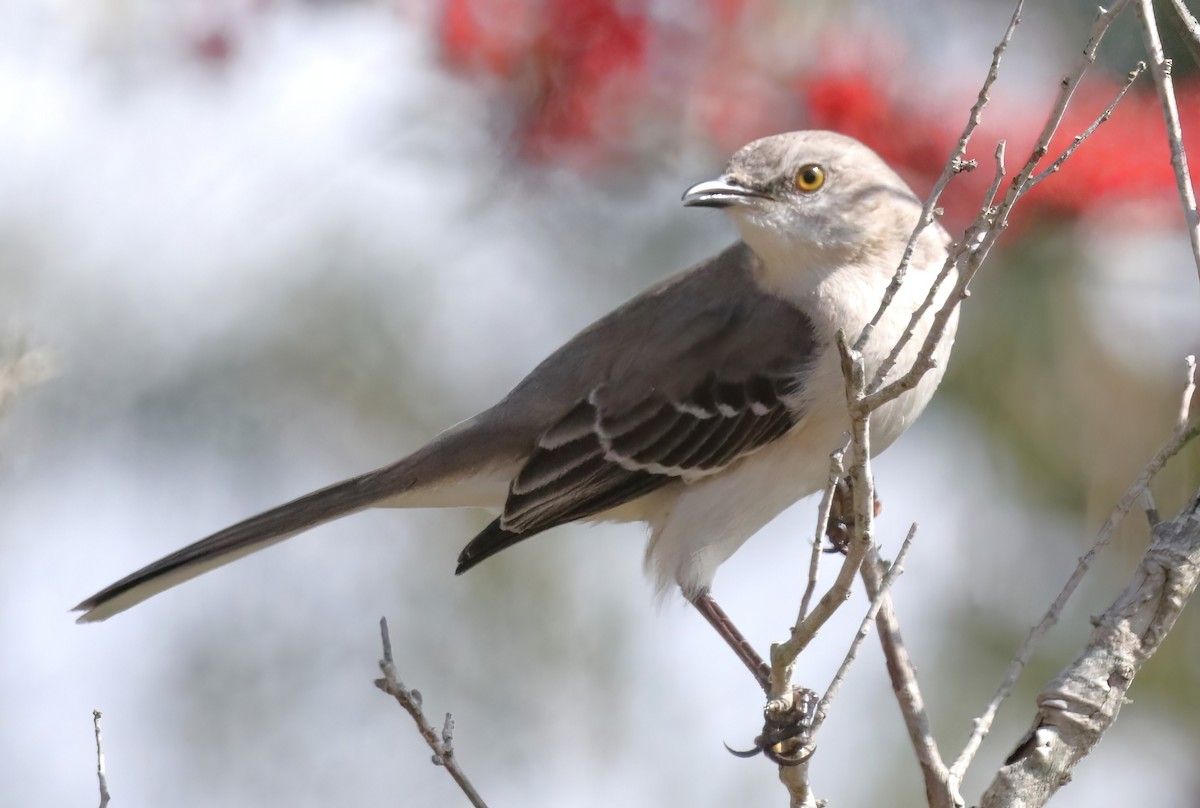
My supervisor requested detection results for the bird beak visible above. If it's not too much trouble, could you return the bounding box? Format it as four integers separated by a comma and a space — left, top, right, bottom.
681, 177, 771, 208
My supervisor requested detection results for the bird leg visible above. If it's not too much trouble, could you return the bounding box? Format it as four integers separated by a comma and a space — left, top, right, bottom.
690, 591, 770, 692
691, 594, 819, 764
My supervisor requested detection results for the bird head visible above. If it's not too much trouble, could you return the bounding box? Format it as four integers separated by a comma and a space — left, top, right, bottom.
682, 131, 926, 271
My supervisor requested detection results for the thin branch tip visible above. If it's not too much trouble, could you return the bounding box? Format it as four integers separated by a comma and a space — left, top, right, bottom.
374, 617, 489, 808
92, 708, 111, 808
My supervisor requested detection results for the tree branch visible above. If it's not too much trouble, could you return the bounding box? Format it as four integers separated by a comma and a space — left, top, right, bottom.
92, 710, 111, 808
951, 408, 1200, 781
798, 445, 847, 625
1163, 0, 1200, 69
767, 5, 1145, 803
860, 547, 957, 808
1028, 61, 1145, 188
854, 0, 1024, 363
812, 525, 920, 736
1137, 0, 1200, 287
768, 335, 874, 704
864, 0, 1136, 417
979, 486, 1200, 808
374, 618, 489, 808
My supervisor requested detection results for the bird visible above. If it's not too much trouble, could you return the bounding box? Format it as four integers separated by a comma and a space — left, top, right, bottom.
74, 130, 957, 688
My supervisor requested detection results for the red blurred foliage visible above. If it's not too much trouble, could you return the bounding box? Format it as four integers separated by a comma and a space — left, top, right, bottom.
440, 0, 532, 75
439, 0, 647, 164
800, 71, 953, 190
435, 0, 1199, 229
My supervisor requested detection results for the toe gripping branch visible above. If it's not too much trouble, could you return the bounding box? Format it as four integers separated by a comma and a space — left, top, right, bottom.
725, 686, 818, 766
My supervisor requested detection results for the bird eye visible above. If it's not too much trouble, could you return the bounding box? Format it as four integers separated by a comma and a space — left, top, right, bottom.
795, 164, 825, 192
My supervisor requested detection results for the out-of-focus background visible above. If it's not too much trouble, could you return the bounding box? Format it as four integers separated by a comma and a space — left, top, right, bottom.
3, 0, 1199, 805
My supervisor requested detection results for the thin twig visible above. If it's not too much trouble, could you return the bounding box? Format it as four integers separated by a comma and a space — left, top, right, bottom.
1164, 0, 1200, 68
1029, 62, 1146, 187
1137, 0, 1200, 287
986, 141, 1010, 218
770, 2, 1141, 801
810, 524, 919, 735
863, 1, 1136, 417
92, 710, 110, 808
782, 0, 1134, 705
374, 618, 489, 808
774, 334, 878, 804
861, 546, 957, 808
950, 410, 1200, 780
1181, 355, 1196, 426
768, 335, 875, 704
798, 445, 848, 624
867, 140, 1008, 401
855, 0, 1024, 364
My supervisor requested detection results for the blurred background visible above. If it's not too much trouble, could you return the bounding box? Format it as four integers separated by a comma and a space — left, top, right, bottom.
2, 0, 1199, 805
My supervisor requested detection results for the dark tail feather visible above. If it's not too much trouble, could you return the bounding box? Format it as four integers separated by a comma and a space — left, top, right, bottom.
73, 471, 392, 622
456, 519, 536, 574
74, 413, 526, 623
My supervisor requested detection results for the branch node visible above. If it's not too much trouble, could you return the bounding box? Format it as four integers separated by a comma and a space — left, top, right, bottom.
374, 617, 489, 808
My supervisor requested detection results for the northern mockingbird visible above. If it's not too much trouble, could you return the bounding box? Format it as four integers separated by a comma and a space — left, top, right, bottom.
75, 131, 956, 687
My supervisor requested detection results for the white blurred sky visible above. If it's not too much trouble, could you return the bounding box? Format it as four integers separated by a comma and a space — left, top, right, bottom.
0, 2, 1197, 807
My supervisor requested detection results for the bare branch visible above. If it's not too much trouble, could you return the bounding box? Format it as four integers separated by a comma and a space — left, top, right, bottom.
771, 335, 877, 806
811, 524, 919, 735
1137, 0, 1200, 286
951, 409, 1200, 780
92, 710, 111, 808
778, 762, 820, 808
866, 140, 1008, 396
798, 444, 848, 625
374, 618, 489, 808
1029, 62, 1145, 187
980, 486, 1200, 808
769, 335, 875, 701
864, 1, 1136, 416
768, 3, 1151, 802
861, 547, 958, 808
1163, 0, 1200, 68
854, 0, 1024, 359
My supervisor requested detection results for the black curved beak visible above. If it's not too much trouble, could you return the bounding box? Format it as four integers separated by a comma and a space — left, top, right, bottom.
681, 178, 771, 208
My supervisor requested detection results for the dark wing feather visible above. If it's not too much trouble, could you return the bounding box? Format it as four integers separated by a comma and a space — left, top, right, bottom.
455, 374, 800, 573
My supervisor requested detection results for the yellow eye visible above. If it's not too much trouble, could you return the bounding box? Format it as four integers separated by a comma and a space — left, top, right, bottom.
795, 164, 825, 192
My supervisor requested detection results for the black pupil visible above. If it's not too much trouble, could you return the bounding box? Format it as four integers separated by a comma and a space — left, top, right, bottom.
802, 167, 820, 186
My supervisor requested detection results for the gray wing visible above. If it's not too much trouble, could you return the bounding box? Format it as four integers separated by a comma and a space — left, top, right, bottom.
502, 373, 797, 529
456, 243, 818, 573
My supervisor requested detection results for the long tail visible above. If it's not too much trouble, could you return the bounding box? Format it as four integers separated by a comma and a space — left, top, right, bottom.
73, 417, 519, 622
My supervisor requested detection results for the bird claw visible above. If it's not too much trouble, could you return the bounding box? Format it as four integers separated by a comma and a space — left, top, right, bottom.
723, 686, 817, 767
722, 732, 815, 766
724, 741, 765, 758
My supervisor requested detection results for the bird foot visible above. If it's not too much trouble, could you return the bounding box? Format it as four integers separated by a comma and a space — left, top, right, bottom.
724, 686, 817, 766
823, 479, 882, 554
